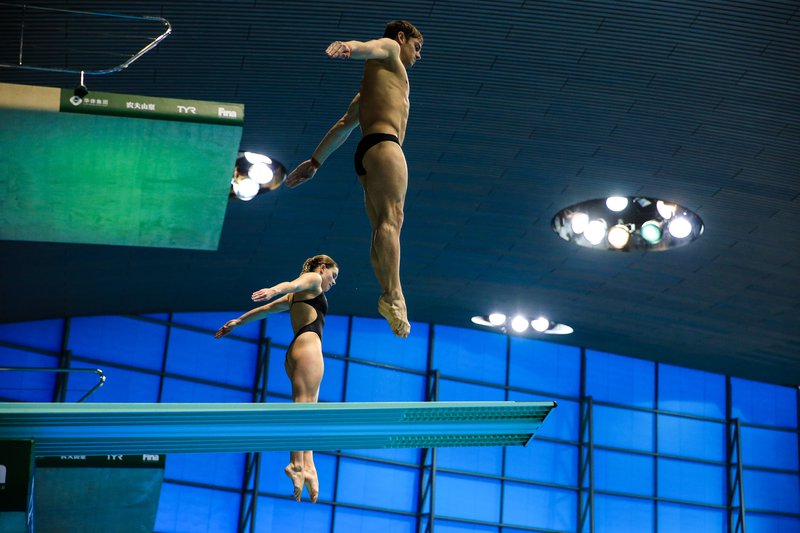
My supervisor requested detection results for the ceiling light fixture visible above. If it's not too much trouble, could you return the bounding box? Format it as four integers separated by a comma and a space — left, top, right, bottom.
471, 313, 573, 336
231, 151, 287, 201
551, 196, 703, 251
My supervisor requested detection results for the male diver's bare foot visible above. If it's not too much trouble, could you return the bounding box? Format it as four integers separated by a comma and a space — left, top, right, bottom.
284, 464, 304, 502
303, 466, 319, 503
378, 295, 410, 338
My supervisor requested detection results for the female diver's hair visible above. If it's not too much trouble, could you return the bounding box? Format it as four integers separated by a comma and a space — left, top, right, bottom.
301, 254, 338, 273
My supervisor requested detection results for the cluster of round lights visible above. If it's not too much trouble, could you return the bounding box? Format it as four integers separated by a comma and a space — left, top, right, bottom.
471, 313, 573, 335
552, 196, 703, 251
231, 151, 287, 201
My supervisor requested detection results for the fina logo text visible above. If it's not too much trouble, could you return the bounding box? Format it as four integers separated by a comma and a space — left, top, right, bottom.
218, 107, 237, 118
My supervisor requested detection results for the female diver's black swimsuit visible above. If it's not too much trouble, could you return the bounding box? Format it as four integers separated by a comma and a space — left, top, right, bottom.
289, 292, 327, 345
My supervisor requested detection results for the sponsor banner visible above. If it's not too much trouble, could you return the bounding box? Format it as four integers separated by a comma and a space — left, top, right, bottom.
36, 454, 166, 468
59, 89, 243, 125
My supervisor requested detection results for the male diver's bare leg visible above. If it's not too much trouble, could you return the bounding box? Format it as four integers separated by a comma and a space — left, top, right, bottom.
284, 335, 324, 501
361, 142, 410, 337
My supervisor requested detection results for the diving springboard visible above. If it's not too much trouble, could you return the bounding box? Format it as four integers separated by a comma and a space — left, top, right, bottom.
0, 401, 557, 456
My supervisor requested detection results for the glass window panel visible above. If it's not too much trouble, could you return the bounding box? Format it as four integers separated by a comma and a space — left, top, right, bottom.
509, 390, 578, 441
431, 520, 499, 533
154, 482, 239, 533
333, 507, 415, 533
68, 361, 159, 403
437, 445, 503, 476
160, 377, 251, 403
0, 318, 63, 351
505, 439, 577, 486
437, 379, 505, 401
595, 449, 653, 496
594, 405, 654, 452
258, 451, 337, 503
731, 377, 797, 428
594, 494, 653, 533
746, 512, 800, 533
265, 313, 294, 347
318, 355, 345, 403
345, 447, 420, 464
322, 314, 349, 356
657, 414, 726, 462
173, 311, 260, 339
657, 502, 725, 533
165, 453, 245, 490
0, 347, 57, 401
509, 337, 580, 396
658, 364, 725, 419
267, 346, 291, 397
435, 472, 501, 523
742, 468, 800, 514
350, 317, 428, 370
586, 350, 654, 408
257, 497, 332, 533
69, 316, 167, 371
336, 457, 418, 512
167, 328, 256, 388
502, 481, 576, 532
345, 361, 426, 402
433, 325, 507, 385
658, 458, 726, 505
741, 425, 799, 470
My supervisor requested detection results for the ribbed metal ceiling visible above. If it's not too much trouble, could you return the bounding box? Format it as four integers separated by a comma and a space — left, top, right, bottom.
1, 1, 798, 385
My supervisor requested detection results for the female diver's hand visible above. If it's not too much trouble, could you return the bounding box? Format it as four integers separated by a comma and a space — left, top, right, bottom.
251, 287, 279, 302
214, 319, 240, 339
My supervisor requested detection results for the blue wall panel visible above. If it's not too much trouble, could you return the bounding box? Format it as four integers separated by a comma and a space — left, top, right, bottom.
0, 318, 63, 351
595, 449, 653, 496
160, 377, 251, 403
256, 497, 333, 532
594, 494, 654, 533
593, 404, 654, 452
69, 316, 167, 371
505, 439, 577, 486
173, 312, 257, 339
657, 502, 725, 533
658, 364, 725, 419
746, 512, 800, 533
731, 377, 797, 428
586, 350, 654, 408
336, 457, 419, 512
433, 325, 507, 385
167, 328, 256, 387
345, 361, 426, 402
70, 360, 159, 402
502, 481, 576, 531
0, 346, 57, 401
350, 317, 428, 370
435, 472, 501, 523
166, 453, 245, 490
155, 482, 240, 533
741, 425, 799, 470
742, 468, 800, 514
333, 507, 416, 533
657, 414, 726, 462
657, 458, 726, 506
509, 336, 580, 396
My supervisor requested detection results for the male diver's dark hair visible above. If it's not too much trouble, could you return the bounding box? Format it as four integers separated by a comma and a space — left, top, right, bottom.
384, 20, 422, 41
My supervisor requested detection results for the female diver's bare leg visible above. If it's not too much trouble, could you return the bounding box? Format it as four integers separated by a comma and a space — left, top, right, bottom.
284, 334, 324, 502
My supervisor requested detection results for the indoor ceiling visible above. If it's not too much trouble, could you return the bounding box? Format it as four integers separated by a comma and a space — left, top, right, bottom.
1, 1, 798, 386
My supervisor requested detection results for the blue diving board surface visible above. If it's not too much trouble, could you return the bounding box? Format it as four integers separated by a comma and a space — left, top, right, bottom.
0, 401, 556, 456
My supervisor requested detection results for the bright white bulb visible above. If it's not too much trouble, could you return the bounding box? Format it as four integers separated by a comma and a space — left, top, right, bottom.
488, 312, 507, 326
570, 212, 589, 234
531, 317, 550, 332
584, 219, 607, 245
511, 315, 529, 332
668, 217, 692, 238
232, 176, 259, 201
607, 225, 630, 249
606, 196, 629, 212
248, 162, 274, 184
244, 152, 272, 165
656, 200, 677, 220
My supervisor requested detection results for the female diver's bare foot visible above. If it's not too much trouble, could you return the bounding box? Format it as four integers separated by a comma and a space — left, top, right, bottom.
284, 464, 304, 502
378, 295, 410, 338
303, 466, 319, 503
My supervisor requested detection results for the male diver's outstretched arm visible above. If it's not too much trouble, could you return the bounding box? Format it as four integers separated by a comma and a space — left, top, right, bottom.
285, 93, 361, 188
